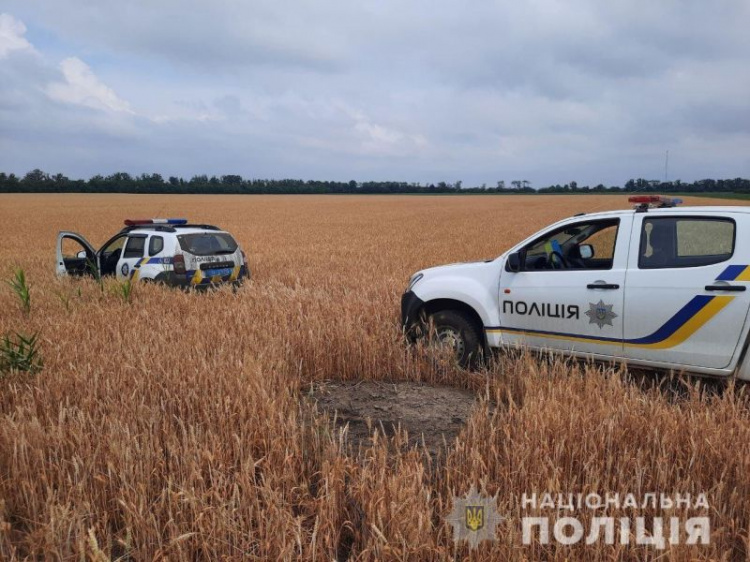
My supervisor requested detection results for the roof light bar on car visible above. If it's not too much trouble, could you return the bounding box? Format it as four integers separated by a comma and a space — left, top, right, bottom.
628, 195, 682, 209
124, 218, 188, 226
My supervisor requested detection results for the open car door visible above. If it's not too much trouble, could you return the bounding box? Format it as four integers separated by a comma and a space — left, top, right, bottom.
56, 231, 98, 277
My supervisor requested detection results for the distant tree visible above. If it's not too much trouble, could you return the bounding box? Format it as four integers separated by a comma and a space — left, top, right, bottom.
88, 174, 105, 192
106, 172, 133, 192
22, 169, 49, 191
2, 168, 749, 195
49, 173, 70, 192
221, 175, 242, 186
23, 169, 48, 183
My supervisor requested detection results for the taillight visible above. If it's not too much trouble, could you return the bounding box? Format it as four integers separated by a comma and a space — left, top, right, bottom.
173, 254, 186, 274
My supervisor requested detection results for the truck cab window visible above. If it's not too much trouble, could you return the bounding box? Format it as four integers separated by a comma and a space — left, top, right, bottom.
639, 217, 735, 269
522, 219, 619, 271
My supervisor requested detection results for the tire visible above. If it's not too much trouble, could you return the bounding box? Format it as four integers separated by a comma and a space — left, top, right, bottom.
428, 309, 483, 369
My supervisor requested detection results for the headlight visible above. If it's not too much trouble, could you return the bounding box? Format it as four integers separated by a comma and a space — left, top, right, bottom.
407, 272, 424, 291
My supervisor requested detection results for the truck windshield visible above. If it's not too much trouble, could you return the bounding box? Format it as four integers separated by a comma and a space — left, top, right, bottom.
178, 233, 238, 256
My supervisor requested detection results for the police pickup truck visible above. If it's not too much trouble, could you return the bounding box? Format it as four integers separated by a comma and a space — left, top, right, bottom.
56, 218, 249, 288
402, 196, 750, 379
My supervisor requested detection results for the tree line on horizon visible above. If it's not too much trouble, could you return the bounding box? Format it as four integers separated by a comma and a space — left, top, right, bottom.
1, 169, 749, 195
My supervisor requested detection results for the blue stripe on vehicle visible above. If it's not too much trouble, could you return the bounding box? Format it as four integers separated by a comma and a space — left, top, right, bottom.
626, 295, 713, 344
144, 257, 172, 265
487, 294, 717, 346
716, 265, 746, 281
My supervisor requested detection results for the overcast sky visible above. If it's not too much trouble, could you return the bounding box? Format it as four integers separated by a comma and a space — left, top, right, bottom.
1, 1, 748, 187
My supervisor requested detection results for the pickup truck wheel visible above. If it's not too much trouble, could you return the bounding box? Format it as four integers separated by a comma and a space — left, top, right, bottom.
428, 310, 482, 368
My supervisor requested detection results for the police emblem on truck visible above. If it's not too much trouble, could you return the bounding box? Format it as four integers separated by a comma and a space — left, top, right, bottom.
585, 300, 617, 329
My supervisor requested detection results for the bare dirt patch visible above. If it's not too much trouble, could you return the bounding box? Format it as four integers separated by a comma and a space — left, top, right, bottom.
306, 381, 478, 455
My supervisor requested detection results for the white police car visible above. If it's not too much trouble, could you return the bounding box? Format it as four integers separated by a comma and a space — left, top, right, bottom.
56, 218, 249, 288
403, 196, 750, 379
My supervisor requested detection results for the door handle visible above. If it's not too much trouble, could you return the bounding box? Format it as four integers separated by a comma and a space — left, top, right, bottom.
705, 284, 746, 292
587, 283, 620, 290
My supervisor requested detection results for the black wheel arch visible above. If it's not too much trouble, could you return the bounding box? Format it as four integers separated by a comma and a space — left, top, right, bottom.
421, 298, 488, 350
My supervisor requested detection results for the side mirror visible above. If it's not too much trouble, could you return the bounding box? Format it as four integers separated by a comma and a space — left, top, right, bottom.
506, 251, 522, 272
579, 244, 594, 260
76, 250, 88, 259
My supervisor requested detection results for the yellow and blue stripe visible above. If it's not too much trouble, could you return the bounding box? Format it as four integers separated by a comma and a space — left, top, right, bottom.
187, 264, 246, 285
487, 294, 733, 349
544, 239, 562, 257
716, 265, 750, 282
126, 257, 246, 284
129, 257, 172, 281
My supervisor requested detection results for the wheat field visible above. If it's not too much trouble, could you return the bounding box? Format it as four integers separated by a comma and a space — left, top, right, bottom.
2, 193, 750, 560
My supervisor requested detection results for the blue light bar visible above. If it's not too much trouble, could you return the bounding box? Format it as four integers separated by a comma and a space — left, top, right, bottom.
124, 218, 188, 226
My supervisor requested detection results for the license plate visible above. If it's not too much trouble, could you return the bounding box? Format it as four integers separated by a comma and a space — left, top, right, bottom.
207, 267, 232, 278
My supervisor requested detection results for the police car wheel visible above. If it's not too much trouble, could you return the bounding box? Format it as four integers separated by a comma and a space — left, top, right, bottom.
428, 310, 482, 368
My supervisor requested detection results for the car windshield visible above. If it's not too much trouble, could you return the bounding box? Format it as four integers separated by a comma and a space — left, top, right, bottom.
178, 232, 238, 256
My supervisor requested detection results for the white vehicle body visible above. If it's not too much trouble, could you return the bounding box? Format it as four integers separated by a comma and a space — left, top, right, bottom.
402, 203, 750, 379
56, 220, 249, 287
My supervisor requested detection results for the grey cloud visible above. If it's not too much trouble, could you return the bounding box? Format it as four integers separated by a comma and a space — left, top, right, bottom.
5, 0, 348, 72
213, 94, 243, 117
1, 2, 749, 186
